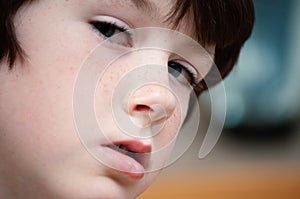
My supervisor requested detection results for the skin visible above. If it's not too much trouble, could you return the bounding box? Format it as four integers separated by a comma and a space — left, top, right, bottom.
0, 0, 214, 198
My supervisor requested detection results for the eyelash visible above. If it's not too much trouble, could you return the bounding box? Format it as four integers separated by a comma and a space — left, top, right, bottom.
91, 21, 127, 37
182, 63, 198, 83
168, 60, 199, 85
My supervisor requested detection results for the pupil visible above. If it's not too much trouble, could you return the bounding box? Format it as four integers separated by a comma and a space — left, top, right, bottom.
168, 62, 182, 78
99, 23, 116, 38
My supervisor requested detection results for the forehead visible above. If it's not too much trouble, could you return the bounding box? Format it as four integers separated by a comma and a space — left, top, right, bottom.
99, 0, 172, 18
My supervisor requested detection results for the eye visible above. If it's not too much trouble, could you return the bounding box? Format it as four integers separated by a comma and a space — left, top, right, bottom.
90, 16, 133, 47
168, 60, 198, 85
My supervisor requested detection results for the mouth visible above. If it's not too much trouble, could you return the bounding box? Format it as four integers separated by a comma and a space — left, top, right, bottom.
99, 140, 151, 179
107, 144, 141, 164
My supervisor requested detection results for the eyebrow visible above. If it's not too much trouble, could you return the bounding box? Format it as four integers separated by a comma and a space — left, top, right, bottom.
130, 0, 156, 13
106, 0, 169, 23
126, 0, 163, 20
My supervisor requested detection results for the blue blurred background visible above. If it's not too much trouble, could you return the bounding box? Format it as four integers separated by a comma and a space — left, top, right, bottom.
222, 0, 300, 129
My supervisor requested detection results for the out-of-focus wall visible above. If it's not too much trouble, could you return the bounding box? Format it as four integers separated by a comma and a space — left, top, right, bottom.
212, 0, 300, 129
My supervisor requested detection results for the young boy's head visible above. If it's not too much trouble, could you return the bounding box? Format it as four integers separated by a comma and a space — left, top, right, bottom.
0, 0, 254, 198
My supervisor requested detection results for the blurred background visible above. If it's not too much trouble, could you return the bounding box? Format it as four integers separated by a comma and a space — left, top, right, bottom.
139, 0, 300, 198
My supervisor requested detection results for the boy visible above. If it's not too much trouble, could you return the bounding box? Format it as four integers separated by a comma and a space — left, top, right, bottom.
0, 0, 254, 198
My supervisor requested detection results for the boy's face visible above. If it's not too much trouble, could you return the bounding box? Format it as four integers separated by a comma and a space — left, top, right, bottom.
0, 0, 214, 198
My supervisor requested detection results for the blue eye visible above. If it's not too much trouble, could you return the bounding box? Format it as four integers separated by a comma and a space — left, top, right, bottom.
91, 16, 132, 47
168, 61, 198, 84
168, 61, 182, 77
92, 21, 126, 38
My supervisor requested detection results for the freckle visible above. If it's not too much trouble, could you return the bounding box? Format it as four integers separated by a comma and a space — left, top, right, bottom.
101, 83, 107, 88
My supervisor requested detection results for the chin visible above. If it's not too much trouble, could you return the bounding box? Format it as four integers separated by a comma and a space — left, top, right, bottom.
41, 169, 156, 199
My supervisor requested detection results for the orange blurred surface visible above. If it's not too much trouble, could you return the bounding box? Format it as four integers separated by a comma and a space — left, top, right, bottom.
138, 165, 300, 199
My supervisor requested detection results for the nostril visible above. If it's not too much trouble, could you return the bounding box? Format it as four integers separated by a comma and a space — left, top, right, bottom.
126, 85, 176, 127
135, 105, 153, 112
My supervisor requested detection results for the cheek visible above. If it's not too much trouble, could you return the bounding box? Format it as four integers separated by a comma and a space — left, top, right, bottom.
153, 105, 182, 149
0, 0, 102, 173
0, 67, 77, 168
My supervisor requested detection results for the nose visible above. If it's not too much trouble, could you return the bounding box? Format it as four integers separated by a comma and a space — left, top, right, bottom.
127, 84, 177, 128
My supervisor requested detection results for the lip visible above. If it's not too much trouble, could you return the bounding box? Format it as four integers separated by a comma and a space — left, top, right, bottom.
99, 140, 151, 180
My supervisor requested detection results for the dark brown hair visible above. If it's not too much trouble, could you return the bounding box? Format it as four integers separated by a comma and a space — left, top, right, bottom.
168, 0, 255, 91
0, 0, 31, 67
0, 0, 255, 92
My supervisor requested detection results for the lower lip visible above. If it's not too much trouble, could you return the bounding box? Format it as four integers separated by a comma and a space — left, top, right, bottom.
99, 146, 145, 179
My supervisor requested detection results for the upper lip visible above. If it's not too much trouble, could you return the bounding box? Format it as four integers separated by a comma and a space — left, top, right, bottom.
103, 140, 152, 168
